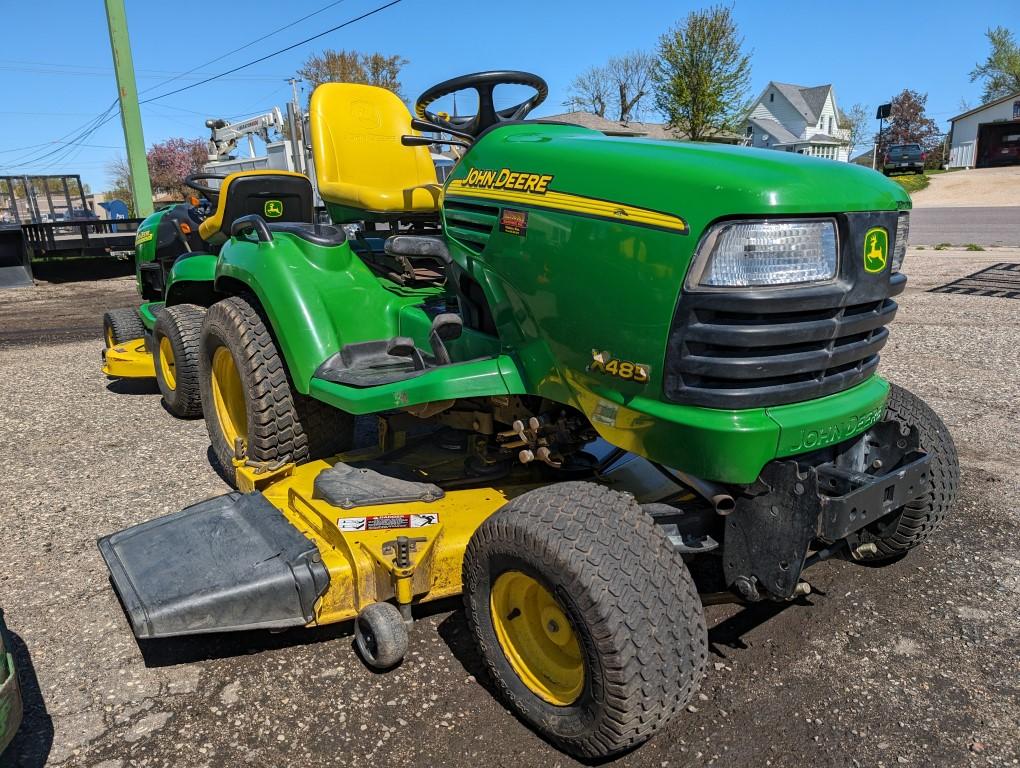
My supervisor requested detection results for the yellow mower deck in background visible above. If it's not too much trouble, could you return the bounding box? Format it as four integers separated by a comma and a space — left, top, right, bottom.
101, 338, 154, 379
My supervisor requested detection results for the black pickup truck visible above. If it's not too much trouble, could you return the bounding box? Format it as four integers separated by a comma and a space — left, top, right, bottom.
883, 143, 926, 175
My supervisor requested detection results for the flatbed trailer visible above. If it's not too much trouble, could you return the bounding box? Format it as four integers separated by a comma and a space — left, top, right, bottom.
0, 175, 142, 287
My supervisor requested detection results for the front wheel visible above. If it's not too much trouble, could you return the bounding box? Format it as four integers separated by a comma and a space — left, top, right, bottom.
198, 296, 354, 485
463, 481, 707, 759
153, 304, 205, 418
852, 384, 959, 562
103, 307, 145, 347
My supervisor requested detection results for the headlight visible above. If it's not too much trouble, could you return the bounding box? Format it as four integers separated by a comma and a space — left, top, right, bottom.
892, 212, 909, 272
687, 219, 838, 289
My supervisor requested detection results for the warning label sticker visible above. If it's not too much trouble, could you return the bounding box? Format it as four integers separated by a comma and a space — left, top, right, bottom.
499, 208, 528, 236
337, 513, 440, 532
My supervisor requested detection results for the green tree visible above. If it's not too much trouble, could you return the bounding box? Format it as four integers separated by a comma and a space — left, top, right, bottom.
970, 26, 1020, 103
298, 50, 408, 101
652, 5, 751, 140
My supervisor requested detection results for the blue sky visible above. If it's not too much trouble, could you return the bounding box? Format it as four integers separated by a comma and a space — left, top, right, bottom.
3, 0, 1018, 190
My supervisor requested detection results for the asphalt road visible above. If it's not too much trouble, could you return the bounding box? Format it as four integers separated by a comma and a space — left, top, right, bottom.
910, 207, 1020, 247
0, 253, 1018, 767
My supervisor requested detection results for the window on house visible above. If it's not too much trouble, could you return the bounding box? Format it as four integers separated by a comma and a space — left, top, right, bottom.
769, 93, 774, 103
828, 117, 833, 134
746, 125, 753, 136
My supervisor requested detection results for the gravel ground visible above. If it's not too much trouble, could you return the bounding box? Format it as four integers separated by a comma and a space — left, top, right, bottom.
0, 250, 1018, 767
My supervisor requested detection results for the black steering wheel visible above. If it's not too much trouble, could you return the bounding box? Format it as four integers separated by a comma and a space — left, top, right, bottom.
415, 71, 548, 138
183, 173, 227, 203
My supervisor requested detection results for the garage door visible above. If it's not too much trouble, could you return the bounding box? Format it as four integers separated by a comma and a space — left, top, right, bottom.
977, 121, 1020, 168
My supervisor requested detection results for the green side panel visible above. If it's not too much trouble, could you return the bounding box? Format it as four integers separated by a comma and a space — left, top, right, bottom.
309, 355, 524, 415
572, 375, 891, 484
138, 301, 163, 331
165, 253, 217, 305
216, 232, 441, 394
132, 208, 167, 295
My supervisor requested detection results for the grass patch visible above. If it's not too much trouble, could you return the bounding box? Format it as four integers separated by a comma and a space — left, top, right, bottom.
934, 243, 952, 251
893, 174, 931, 194
965, 243, 985, 251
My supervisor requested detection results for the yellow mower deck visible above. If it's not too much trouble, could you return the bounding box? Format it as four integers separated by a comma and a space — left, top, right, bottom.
236, 456, 537, 627
102, 337, 155, 379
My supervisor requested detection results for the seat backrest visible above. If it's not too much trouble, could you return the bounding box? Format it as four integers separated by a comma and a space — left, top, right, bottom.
309, 83, 440, 222
198, 170, 314, 244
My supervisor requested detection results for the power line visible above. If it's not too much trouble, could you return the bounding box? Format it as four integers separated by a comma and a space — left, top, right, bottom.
140, 0, 404, 104
136, 0, 352, 96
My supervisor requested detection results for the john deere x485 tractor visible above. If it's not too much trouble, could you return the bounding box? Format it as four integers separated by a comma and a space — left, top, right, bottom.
98, 71, 958, 758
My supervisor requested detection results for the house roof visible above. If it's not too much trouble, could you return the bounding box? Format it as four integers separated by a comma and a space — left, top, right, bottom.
948, 90, 1020, 123
539, 111, 648, 136
768, 82, 834, 124
804, 132, 842, 144
540, 112, 739, 142
748, 117, 798, 144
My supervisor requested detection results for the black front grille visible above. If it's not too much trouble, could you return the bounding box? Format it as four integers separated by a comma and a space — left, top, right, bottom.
664, 211, 905, 409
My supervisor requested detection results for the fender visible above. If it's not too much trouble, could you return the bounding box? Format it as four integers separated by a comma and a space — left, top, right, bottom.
165, 253, 218, 306
214, 232, 424, 394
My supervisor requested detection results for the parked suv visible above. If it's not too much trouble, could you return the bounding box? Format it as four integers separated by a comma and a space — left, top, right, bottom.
883, 143, 926, 175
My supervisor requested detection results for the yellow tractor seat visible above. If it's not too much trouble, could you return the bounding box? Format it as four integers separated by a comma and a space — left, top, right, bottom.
309, 83, 441, 222
198, 170, 314, 245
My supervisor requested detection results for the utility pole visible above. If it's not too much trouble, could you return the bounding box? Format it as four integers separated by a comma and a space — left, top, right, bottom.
104, 0, 153, 217
285, 78, 304, 174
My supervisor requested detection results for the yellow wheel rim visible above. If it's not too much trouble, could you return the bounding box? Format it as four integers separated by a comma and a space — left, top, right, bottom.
105, 326, 114, 348
158, 336, 177, 391
490, 571, 584, 706
210, 346, 247, 449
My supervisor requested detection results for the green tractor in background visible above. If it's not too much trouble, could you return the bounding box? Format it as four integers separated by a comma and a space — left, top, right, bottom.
98, 71, 958, 759
102, 170, 324, 420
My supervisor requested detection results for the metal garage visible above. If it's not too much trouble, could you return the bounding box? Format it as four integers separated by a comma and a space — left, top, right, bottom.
948, 91, 1020, 169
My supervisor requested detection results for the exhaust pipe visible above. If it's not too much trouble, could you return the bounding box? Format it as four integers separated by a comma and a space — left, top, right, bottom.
652, 463, 735, 515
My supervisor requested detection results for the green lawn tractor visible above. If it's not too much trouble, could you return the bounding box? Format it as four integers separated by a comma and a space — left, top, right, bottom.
98, 71, 959, 758
101, 170, 320, 419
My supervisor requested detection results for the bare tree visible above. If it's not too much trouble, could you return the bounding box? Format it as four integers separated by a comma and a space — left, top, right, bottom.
565, 65, 612, 117
607, 52, 655, 121
840, 103, 869, 161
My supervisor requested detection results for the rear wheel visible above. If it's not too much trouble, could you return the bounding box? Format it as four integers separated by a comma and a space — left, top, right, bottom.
853, 384, 959, 562
153, 304, 205, 418
103, 307, 145, 347
463, 481, 707, 759
198, 296, 354, 485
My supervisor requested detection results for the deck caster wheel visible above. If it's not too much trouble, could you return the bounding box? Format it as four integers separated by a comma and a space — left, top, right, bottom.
354, 602, 408, 670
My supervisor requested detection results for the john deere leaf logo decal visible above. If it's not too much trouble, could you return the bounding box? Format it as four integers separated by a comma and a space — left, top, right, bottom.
264, 200, 283, 218
863, 227, 888, 273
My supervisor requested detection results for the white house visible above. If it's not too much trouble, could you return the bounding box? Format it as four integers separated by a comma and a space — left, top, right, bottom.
947, 91, 1020, 169
742, 82, 849, 161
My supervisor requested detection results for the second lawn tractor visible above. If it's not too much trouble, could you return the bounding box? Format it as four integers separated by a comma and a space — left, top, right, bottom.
98, 71, 958, 758
102, 169, 319, 419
